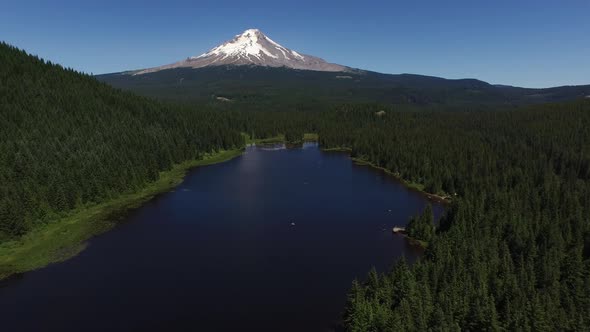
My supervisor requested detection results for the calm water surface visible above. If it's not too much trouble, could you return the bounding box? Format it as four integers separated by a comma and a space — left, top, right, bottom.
0, 143, 443, 331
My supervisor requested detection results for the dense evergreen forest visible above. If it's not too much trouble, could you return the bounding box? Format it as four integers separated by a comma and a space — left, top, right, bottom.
235, 102, 590, 330
313, 102, 590, 331
2, 42, 590, 330
0, 43, 243, 239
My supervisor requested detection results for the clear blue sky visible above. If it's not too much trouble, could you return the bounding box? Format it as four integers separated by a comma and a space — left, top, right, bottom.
2, 0, 589, 88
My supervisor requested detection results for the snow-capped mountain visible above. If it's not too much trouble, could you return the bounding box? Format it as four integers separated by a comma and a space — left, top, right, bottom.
134, 29, 348, 75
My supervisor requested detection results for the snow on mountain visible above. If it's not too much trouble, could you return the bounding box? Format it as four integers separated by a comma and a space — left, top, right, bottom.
134, 29, 348, 75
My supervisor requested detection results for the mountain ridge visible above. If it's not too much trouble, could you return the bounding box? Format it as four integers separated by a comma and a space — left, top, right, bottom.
97, 64, 590, 108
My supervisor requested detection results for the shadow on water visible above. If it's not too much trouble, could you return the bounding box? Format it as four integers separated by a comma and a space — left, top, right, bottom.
0, 273, 25, 289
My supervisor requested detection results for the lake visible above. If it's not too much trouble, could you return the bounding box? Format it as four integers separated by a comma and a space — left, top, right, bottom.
0, 143, 444, 331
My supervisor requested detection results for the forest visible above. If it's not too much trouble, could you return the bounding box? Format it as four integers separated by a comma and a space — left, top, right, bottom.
312, 102, 590, 331
241, 102, 590, 330
0, 42, 244, 239
2, 42, 590, 330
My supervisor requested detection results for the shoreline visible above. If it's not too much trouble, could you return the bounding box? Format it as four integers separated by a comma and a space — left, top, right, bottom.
392, 228, 429, 249
350, 157, 451, 204
0, 140, 448, 280
321, 147, 352, 152
306, 140, 451, 203
0, 149, 243, 280
243, 133, 319, 146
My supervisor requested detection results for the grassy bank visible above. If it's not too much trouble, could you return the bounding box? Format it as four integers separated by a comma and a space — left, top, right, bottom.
321, 147, 352, 152
256, 135, 285, 144
406, 236, 429, 249
303, 133, 319, 141
243, 133, 319, 145
0, 149, 243, 280
243, 133, 285, 145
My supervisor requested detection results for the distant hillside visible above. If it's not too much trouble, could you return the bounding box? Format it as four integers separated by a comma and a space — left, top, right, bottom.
97, 65, 590, 109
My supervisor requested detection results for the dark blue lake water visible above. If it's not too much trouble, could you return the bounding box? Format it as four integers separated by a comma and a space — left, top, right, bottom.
0, 143, 443, 331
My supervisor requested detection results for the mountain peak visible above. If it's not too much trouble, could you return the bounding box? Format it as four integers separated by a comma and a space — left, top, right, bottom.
191, 28, 305, 62
241, 28, 262, 35
134, 29, 348, 75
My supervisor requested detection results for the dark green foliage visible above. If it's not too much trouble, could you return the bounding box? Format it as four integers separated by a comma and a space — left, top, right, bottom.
406, 204, 434, 243
0, 42, 243, 239
284, 130, 302, 144
324, 100, 590, 331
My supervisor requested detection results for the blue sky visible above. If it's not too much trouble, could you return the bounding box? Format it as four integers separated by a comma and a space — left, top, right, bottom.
1, 0, 589, 88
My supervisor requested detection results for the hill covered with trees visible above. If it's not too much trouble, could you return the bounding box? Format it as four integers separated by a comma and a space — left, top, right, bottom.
97, 65, 590, 109
0, 42, 243, 239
